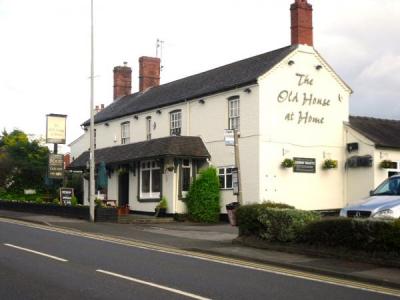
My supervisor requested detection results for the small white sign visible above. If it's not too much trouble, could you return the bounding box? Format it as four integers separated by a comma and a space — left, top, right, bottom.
224, 129, 234, 146
232, 168, 239, 195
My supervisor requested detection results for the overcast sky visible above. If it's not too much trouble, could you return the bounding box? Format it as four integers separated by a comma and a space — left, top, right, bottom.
0, 0, 399, 152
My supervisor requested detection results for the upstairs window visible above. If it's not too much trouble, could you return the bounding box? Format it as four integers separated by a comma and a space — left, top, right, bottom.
146, 117, 152, 140
170, 110, 182, 136
121, 122, 130, 144
228, 97, 240, 130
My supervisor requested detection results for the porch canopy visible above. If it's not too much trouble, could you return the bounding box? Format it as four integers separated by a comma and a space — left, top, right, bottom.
68, 136, 210, 170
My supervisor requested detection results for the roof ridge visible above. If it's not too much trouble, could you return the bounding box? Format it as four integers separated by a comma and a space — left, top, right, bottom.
350, 115, 400, 122
152, 45, 294, 90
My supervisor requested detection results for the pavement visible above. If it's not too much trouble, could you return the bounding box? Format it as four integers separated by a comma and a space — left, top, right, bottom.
0, 209, 399, 292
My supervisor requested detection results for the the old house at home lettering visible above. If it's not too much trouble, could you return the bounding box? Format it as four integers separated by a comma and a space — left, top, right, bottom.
277, 73, 336, 125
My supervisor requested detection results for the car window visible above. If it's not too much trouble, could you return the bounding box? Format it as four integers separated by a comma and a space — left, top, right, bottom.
374, 177, 400, 196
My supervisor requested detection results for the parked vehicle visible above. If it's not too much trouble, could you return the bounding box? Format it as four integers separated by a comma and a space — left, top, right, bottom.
340, 175, 400, 219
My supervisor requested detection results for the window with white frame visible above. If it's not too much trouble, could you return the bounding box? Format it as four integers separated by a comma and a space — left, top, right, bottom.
170, 110, 182, 136
218, 167, 233, 189
181, 159, 191, 195
121, 122, 130, 144
140, 160, 161, 199
146, 117, 152, 140
228, 97, 240, 130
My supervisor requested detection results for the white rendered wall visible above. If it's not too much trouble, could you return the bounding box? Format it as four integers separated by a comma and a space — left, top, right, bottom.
344, 127, 375, 204
258, 46, 351, 210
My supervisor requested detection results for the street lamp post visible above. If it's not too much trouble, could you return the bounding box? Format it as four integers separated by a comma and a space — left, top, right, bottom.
89, 0, 95, 222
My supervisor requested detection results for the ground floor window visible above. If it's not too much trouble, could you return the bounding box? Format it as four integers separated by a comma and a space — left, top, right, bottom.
140, 160, 161, 199
386, 160, 400, 178
218, 166, 233, 189
181, 159, 192, 195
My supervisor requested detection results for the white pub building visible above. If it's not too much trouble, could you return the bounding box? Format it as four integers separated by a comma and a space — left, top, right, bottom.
70, 0, 400, 215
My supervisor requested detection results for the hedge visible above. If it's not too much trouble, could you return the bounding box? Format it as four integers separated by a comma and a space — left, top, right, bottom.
299, 218, 400, 253
258, 209, 320, 242
236, 202, 296, 237
185, 167, 220, 223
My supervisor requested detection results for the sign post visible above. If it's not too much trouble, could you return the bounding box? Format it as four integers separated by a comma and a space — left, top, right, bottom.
225, 129, 242, 204
46, 113, 67, 193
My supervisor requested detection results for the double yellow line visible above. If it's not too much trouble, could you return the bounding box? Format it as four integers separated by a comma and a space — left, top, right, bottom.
1, 217, 399, 298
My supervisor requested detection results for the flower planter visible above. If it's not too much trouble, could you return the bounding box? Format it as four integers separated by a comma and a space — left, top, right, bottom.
117, 206, 130, 216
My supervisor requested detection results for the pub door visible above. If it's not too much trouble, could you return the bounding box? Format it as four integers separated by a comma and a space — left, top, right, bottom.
118, 172, 129, 207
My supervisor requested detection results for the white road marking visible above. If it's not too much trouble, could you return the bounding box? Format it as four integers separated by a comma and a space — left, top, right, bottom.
4, 243, 68, 262
1, 218, 399, 297
97, 269, 211, 300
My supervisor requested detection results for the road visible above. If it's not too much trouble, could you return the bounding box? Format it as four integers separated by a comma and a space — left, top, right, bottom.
0, 219, 397, 300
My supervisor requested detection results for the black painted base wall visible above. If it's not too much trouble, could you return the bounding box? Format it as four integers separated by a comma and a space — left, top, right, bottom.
0, 200, 90, 220
95, 207, 117, 222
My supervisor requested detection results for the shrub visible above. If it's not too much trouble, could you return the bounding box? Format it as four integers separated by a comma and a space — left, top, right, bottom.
155, 196, 168, 217
185, 167, 220, 223
236, 202, 295, 236
52, 198, 60, 205
258, 209, 320, 242
35, 197, 43, 204
70, 196, 78, 207
300, 218, 400, 253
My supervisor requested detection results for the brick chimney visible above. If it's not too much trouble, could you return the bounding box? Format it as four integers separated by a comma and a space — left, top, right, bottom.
113, 62, 132, 100
139, 56, 160, 92
290, 0, 313, 46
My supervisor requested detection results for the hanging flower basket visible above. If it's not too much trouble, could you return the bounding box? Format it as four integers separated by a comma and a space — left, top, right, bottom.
281, 159, 294, 168
322, 159, 338, 170
380, 160, 395, 169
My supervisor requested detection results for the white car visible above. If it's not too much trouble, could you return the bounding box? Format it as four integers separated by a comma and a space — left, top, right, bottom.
340, 175, 400, 219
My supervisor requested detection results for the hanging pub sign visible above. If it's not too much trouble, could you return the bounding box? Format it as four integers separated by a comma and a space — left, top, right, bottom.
48, 154, 64, 179
293, 157, 316, 173
232, 167, 239, 195
60, 188, 74, 206
224, 129, 234, 146
46, 114, 67, 144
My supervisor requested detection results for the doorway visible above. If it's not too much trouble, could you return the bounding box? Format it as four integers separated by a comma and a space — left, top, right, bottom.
118, 172, 129, 207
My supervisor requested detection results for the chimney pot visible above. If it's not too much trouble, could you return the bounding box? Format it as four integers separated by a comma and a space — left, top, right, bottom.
139, 56, 161, 92
290, 0, 313, 46
113, 62, 132, 100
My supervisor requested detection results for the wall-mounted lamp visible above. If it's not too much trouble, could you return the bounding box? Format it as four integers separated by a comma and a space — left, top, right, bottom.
288, 60, 295, 66
104, 122, 109, 127
134, 115, 139, 120
156, 110, 162, 115
198, 99, 205, 104
244, 88, 252, 94
315, 65, 323, 71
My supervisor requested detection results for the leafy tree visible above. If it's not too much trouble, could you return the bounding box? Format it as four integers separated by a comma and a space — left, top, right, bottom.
0, 130, 49, 193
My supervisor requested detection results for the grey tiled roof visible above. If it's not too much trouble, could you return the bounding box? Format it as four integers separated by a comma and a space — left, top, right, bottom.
68, 136, 210, 169
349, 116, 400, 149
83, 45, 295, 126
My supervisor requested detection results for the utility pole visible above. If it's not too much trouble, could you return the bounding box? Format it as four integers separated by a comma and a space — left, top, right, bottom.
234, 129, 242, 204
89, 0, 95, 222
